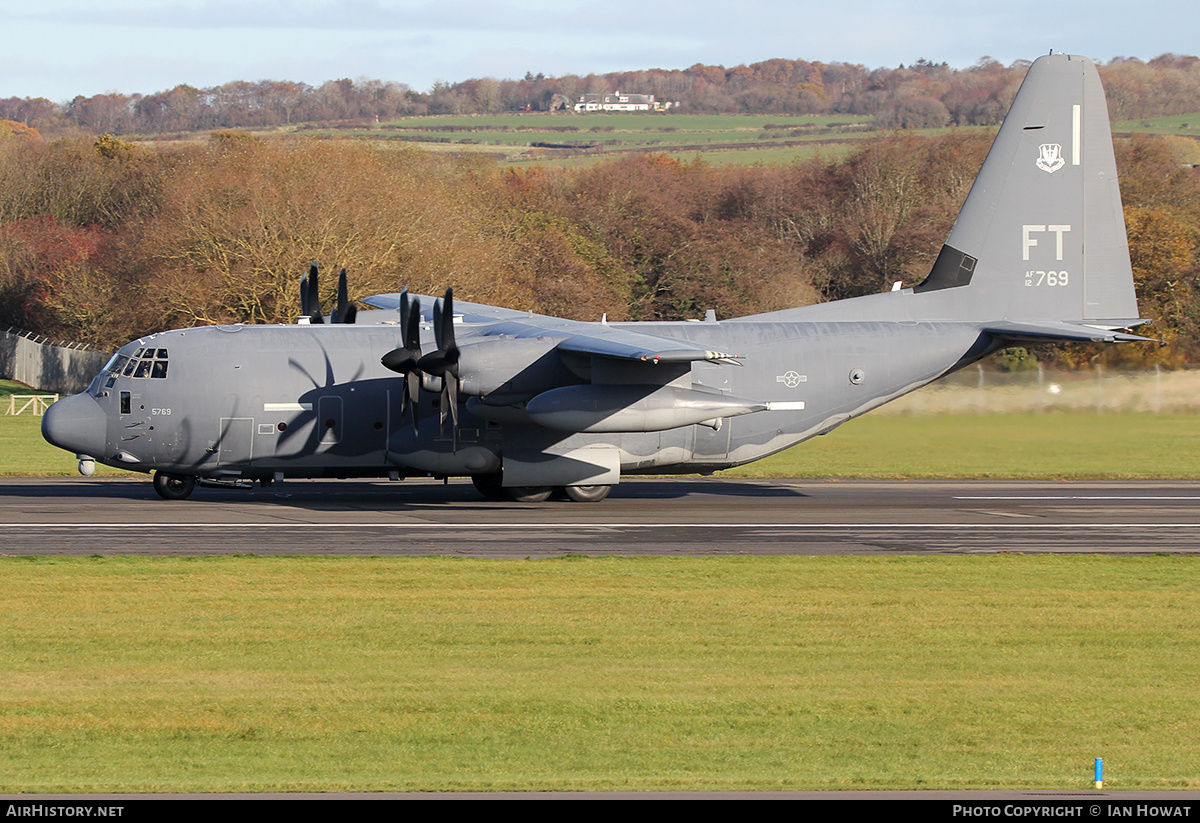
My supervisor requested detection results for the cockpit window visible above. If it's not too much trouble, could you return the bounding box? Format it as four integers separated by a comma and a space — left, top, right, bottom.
109, 350, 170, 380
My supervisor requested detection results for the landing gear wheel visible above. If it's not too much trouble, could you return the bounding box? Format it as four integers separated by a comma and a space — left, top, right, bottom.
506, 486, 553, 503
563, 484, 612, 503
471, 473, 506, 501
153, 471, 196, 500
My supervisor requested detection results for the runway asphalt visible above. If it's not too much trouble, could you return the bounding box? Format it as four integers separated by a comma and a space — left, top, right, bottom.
4, 476, 1200, 555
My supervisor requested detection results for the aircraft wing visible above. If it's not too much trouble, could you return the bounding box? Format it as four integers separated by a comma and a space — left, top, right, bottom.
363, 292, 741, 363
553, 334, 739, 364
361, 292, 530, 321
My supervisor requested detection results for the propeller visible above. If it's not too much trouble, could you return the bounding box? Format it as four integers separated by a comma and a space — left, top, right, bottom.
418, 288, 461, 434
298, 262, 357, 324
379, 287, 461, 438
380, 289, 423, 430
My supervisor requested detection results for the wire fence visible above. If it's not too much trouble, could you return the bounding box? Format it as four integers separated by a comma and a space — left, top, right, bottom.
0, 327, 111, 395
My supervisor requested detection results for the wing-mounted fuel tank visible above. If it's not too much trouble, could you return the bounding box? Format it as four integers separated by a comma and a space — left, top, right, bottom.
522, 384, 768, 433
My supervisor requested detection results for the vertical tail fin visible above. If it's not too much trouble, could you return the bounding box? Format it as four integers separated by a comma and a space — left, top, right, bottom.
916, 53, 1140, 327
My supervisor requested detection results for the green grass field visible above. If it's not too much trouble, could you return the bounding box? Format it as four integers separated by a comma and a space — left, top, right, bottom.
2, 555, 1198, 792
284, 111, 981, 167
145, 110, 1195, 168
0, 380, 123, 476
1114, 112, 1200, 136
727, 413, 1200, 479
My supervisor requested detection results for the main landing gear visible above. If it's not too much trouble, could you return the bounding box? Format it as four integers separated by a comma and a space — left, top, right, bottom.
562, 485, 611, 503
470, 474, 612, 503
152, 471, 196, 500
149, 471, 610, 503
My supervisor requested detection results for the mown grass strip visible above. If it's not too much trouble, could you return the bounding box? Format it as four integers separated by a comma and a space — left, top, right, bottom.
0, 555, 1196, 792
726, 413, 1200, 479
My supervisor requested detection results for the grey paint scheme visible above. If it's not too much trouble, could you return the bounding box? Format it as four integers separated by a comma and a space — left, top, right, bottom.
41, 54, 1147, 497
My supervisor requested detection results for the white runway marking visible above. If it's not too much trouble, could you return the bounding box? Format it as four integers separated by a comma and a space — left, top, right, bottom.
954, 496, 1200, 501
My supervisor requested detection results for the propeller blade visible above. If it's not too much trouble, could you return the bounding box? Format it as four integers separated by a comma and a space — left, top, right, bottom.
416, 289, 460, 377
334, 268, 350, 323
404, 295, 421, 358
405, 296, 422, 431
398, 287, 410, 337
307, 263, 323, 324
439, 288, 456, 354
300, 263, 316, 317
406, 370, 420, 433
444, 373, 459, 427
430, 297, 442, 349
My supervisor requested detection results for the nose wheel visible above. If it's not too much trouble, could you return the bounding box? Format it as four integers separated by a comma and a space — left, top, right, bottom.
153, 471, 196, 500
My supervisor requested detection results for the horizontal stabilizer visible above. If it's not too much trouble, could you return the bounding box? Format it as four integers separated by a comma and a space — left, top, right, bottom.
985, 320, 1156, 343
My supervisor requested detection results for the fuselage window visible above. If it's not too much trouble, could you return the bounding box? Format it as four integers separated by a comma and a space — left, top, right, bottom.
120, 391, 131, 415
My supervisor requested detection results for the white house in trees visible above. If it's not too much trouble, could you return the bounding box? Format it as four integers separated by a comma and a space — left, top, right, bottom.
574, 92, 672, 112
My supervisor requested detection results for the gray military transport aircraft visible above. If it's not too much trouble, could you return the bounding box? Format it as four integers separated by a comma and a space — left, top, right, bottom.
42, 53, 1150, 503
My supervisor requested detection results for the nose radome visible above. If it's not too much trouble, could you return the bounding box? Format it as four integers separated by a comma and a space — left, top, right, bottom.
41, 393, 107, 458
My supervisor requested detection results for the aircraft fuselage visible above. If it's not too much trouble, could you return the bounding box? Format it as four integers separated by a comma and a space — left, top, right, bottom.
53, 314, 995, 484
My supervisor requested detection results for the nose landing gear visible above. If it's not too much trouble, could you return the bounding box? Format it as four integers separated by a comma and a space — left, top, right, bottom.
152, 471, 196, 500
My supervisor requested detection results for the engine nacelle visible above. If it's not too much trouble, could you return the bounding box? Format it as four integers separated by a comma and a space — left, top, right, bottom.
456, 337, 564, 397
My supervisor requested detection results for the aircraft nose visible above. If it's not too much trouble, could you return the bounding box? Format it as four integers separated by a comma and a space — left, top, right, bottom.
41, 393, 107, 457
